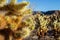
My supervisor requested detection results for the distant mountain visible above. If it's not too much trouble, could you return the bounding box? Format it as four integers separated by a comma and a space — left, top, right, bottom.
33, 10, 60, 15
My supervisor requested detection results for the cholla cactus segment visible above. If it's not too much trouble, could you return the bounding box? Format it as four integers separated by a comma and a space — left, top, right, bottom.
5, 15, 23, 31
23, 9, 32, 15
20, 27, 31, 38
10, 0, 17, 4
53, 20, 60, 27
22, 15, 35, 31
0, 15, 7, 29
53, 20, 60, 31
0, 0, 6, 4
0, 0, 6, 7
14, 2, 29, 12
13, 27, 31, 39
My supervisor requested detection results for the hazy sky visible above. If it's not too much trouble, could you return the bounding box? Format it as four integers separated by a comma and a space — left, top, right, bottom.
18, 0, 60, 11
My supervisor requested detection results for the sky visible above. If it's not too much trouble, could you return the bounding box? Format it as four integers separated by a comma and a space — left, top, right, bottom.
18, 0, 60, 11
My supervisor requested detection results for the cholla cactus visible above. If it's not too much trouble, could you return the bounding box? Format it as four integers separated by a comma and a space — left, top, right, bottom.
38, 14, 49, 32
0, 0, 34, 40
34, 13, 49, 37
